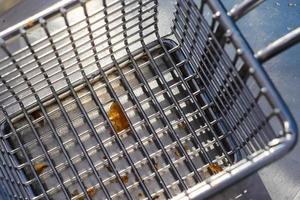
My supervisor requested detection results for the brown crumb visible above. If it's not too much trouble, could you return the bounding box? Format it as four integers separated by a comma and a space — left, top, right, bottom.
34, 163, 48, 175
121, 174, 129, 184
111, 173, 129, 184
151, 157, 159, 170
138, 192, 143, 197
108, 102, 129, 133
153, 194, 160, 200
87, 186, 97, 198
207, 163, 223, 175
140, 54, 148, 62
105, 164, 113, 173
174, 148, 181, 159
178, 121, 186, 129
26, 20, 34, 28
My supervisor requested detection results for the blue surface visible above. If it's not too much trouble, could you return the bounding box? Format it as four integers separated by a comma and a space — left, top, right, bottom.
223, 1, 300, 199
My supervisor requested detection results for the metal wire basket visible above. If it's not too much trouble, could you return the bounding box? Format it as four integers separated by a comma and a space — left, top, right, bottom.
0, 0, 299, 199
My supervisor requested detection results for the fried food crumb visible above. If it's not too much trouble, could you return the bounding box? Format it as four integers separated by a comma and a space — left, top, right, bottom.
108, 102, 129, 133
208, 163, 223, 175
34, 163, 48, 175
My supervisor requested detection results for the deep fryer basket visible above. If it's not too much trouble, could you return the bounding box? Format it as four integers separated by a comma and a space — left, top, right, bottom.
0, 0, 299, 199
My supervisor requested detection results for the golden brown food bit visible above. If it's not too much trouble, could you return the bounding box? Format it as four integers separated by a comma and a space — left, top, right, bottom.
174, 148, 181, 159
207, 163, 223, 175
121, 173, 129, 184
111, 173, 129, 184
34, 163, 48, 175
108, 102, 129, 133
138, 192, 144, 198
177, 121, 186, 129
26, 20, 34, 28
87, 186, 97, 198
152, 194, 160, 200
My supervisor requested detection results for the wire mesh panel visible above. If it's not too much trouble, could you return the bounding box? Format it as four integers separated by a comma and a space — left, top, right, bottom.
173, 0, 278, 158
0, 0, 157, 116
0, 0, 297, 199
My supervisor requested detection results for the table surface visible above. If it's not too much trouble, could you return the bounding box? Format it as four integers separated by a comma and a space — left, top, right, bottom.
0, 0, 299, 199
221, 1, 300, 200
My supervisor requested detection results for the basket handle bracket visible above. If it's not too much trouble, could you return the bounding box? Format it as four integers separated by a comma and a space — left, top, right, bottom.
228, 0, 265, 21
213, 0, 265, 47
255, 27, 300, 63
227, 0, 300, 63
221, 1, 300, 78
238, 27, 300, 80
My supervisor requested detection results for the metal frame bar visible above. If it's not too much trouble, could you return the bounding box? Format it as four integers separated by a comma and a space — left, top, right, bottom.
171, 0, 298, 198
0, 0, 298, 199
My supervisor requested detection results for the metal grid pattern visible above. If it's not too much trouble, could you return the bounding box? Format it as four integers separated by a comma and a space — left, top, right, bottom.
172, 0, 277, 157
2, 41, 232, 199
0, 0, 157, 115
0, 0, 297, 199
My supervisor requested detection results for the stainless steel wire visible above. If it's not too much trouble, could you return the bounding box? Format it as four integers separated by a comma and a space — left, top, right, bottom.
0, 0, 297, 199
